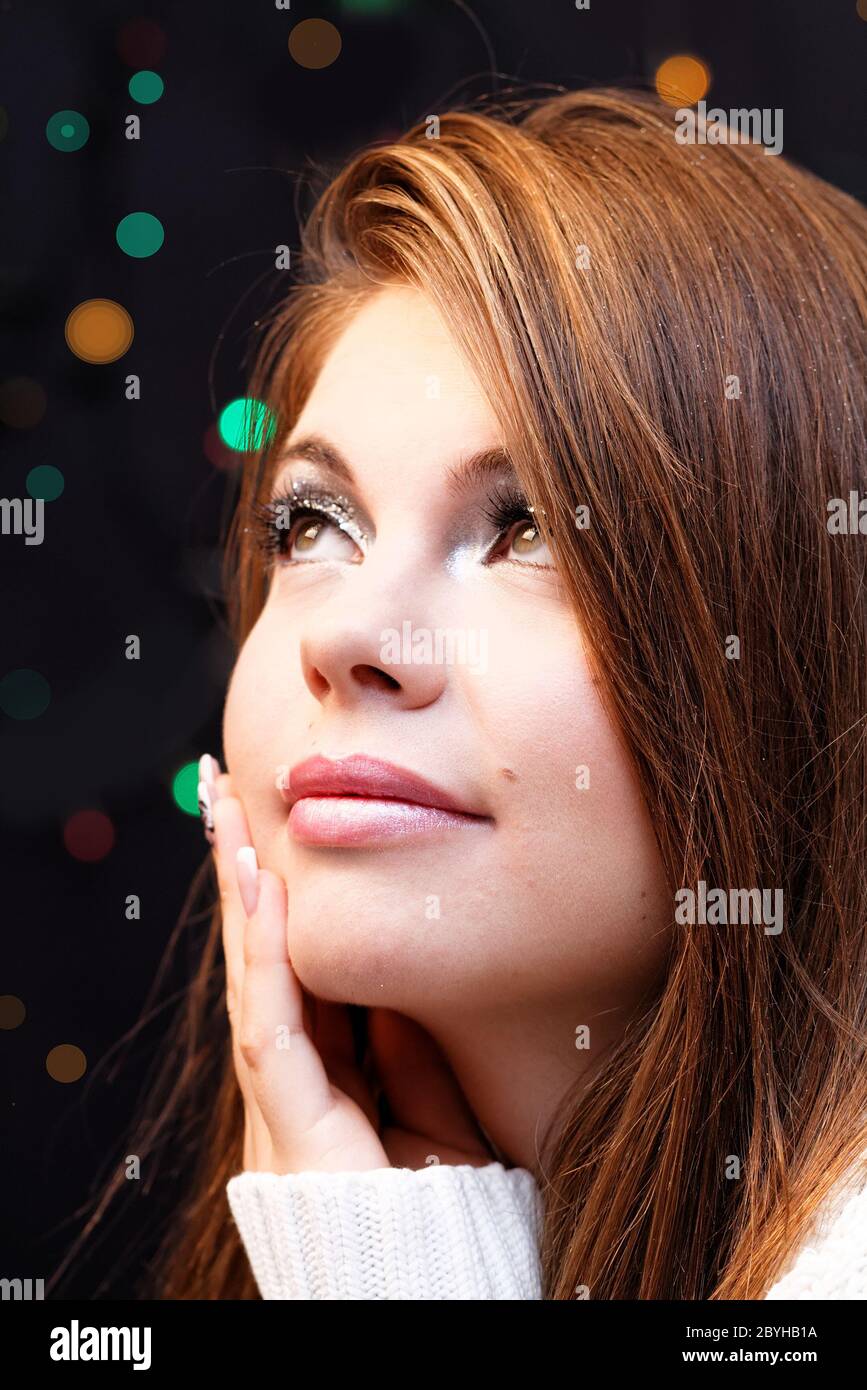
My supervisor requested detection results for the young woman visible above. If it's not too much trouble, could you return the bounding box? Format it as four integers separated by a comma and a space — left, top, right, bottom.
66, 87, 867, 1299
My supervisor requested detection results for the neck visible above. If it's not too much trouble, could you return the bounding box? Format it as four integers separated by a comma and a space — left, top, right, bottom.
417, 994, 638, 1175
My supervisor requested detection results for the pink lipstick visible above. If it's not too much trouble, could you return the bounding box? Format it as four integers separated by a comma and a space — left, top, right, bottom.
282, 753, 492, 848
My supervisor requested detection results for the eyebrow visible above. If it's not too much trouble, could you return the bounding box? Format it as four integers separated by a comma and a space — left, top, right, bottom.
274, 433, 518, 499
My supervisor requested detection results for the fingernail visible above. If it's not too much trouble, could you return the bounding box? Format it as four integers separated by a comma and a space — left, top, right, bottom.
198, 780, 216, 845
199, 753, 220, 787
236, 846, 260, 918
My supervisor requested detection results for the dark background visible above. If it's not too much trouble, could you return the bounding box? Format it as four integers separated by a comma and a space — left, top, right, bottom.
1, 0, 865, 1298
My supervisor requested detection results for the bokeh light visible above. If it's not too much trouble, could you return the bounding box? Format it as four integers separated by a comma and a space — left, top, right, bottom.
202, 421, 243, 471
45, 109, 90, 151
288, 18, 342, 69
0, 376, 47, 429
0, 669, 50, 720
116, 211, 164, 258
129, 70, 164, 104
46, 1044, 87, 1083
654, 54, 711, 107
116, 17, 168, 67
341, 0, 406, 11
63, 810, 116, 862
26, 465, 64, 501
218, 397, 277, 452
0, 996, 26, 1030
65, 299, 134, 362
172, 761, 200, 816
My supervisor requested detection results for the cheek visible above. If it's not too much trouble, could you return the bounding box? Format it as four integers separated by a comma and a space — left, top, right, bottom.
556, 717, 671, 999
475, 616, 671, 1002
222, 612, 302, 836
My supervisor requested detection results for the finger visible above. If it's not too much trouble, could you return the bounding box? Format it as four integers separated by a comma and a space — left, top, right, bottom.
239, 867, 334, 1155
313, 1003, 379, 1128
197, 756, 236, 842
197, 754, 227, 845
212, 795, 254, 1008
210, 794, 260, 1123
367, 1008, 491, 1155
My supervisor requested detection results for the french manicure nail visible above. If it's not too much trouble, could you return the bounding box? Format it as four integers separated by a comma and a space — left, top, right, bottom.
199, 753, 220, 787
236, 846, 260, 918
198, 780, 215, 844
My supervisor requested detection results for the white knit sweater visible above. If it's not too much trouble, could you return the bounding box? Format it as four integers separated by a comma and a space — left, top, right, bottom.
226, 1158, 867, 1300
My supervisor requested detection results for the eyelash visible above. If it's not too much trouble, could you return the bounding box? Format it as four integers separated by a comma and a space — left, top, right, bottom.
251, 484, 363, 562
480, 484, 546, 560
251, 482, 549, 568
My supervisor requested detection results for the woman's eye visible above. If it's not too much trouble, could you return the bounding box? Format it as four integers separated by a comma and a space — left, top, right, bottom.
283, 511, 362, 563
255, 491, 554, 570
500, 517, 554, 566
480, 487, 555, 568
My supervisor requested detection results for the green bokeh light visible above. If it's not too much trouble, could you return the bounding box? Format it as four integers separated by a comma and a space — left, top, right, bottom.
116, 211, 164, 258
0, 669, 51, 720
172, 761, 200, 816
129, 70, 164, 104
46, 109, 90, 152
26, 465, 64, 501
218, 397, 277, 452
341, 0, 408, 12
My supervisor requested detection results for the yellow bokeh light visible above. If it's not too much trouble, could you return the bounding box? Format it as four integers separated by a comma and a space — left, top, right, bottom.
654, 54, 711, 108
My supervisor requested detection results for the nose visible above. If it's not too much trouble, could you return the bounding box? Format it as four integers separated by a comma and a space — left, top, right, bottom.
299, 610, 450, 713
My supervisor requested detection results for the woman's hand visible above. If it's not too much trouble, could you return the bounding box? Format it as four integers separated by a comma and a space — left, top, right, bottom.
365, 1008, 497, 1170
206, 763, 387, 1174
202, 758, 495, 1176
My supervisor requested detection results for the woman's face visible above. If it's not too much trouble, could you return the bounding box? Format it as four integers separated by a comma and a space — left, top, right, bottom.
223, 285, 670, 1027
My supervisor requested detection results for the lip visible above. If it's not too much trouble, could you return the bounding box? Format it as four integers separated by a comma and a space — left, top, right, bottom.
283, 754, 484, 814
282, 753, 492, 847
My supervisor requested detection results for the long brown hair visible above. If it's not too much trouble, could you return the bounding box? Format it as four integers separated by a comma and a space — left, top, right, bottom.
54, 87, 867, 1299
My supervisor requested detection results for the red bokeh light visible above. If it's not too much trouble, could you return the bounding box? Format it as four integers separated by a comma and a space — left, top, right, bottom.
116, 18, 167, 69
63, 810, 116, 863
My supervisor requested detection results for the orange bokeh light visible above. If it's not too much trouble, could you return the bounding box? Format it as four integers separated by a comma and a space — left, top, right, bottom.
654, 54, 711, 108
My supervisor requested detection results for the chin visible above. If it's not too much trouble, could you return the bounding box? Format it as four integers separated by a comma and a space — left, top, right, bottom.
285, 902, 417, 1007
284, 892, 491, 1014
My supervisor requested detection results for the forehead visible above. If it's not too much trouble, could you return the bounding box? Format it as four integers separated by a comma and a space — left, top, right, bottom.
291, 285, 501, 475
